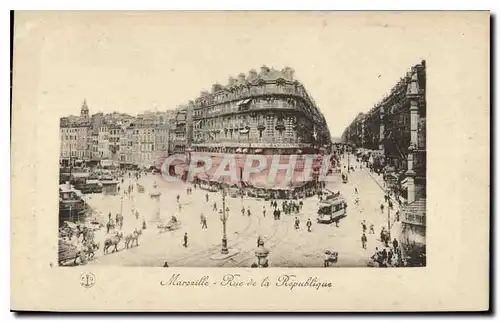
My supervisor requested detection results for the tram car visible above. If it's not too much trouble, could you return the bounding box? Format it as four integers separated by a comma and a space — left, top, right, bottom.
317, 193, 347, 224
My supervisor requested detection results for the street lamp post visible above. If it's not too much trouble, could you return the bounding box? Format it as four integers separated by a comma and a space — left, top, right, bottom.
220, 186, 229, 254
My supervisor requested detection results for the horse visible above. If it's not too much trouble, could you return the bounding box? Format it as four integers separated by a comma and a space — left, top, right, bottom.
124, 229, 142, 249
84, 240, 100, 260
103, 231, 123, 254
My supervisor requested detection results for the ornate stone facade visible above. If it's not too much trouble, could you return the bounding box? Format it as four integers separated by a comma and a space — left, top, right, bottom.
341, 61, 426, 203
184, 65, 331, 155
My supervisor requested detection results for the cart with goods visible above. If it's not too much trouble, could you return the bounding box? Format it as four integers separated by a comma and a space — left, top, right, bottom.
157, 216, 182, 233
58, 239, 87, 266
323, 251, 339, 267
137, 184, 145, 193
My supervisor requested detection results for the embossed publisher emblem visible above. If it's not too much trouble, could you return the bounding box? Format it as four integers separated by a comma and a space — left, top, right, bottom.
80, 272, 95, 288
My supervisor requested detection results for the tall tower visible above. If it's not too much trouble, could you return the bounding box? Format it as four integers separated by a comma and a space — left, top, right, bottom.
80, 99, 89, 119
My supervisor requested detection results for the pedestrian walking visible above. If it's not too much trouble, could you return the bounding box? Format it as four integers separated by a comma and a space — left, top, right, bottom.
200, 213, 208, 229
306, 218, 312, 232
361, 233, 367, 249
262, 206, 266, 217
355, 187, 358, 194
176, 194, 180, 203
241, 207, 245, 216
388, 249, 393, 266
396, 210, 400, 222
178, 203, 182, 211
205, 193, 209, 203
392, 238, 399, 252
257, 236, 264, 247
247, 209, 251, 217
294, 217, 300, 229
382, 248, 388, 262
183, 232, 188, 247
361, 221, 367, 233
213, 202, 217, 212
369, 223, 375, 234
380, 203, 385, 213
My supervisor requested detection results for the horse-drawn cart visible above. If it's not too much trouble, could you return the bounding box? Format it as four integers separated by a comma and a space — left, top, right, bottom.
157, 217, 182, 233
324, 251, 339, 267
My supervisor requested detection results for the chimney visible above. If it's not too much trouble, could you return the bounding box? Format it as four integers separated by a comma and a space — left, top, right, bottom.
282, 67, 295, 80
228, 76, 236, 86
248, 69, 258, 80
211, 83, 222, 93
238, 73, 246, 83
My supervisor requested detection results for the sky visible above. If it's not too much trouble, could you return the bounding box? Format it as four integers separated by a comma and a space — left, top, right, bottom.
18, 11, 444, 137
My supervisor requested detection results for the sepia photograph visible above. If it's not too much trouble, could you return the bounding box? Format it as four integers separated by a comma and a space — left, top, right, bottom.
11, 10, 489, 312
56, 23, 426, 269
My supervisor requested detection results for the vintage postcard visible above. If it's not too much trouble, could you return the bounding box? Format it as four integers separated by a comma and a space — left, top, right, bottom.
11, 11, 490, 311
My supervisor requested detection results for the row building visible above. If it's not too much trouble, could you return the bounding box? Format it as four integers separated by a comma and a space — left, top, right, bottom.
341, 61, 426, 204
341, 60, 426, 265
60, 101, 170, 168
167, 65, 332, 192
